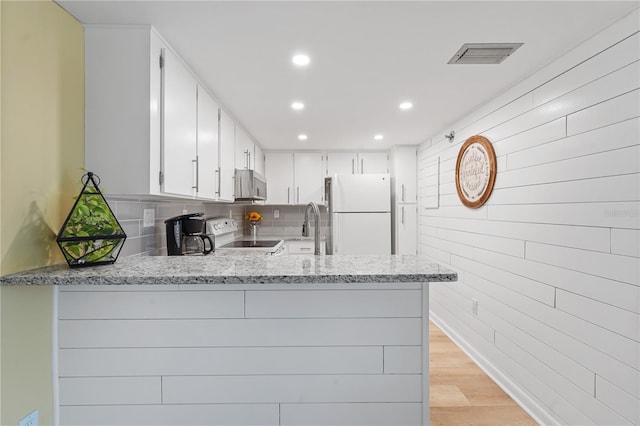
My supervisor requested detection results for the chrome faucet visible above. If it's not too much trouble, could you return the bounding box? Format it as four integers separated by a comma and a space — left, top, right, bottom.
302, 201, 321, 255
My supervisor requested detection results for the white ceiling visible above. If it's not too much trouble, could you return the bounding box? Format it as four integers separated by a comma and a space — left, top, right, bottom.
56, 1, 639, 151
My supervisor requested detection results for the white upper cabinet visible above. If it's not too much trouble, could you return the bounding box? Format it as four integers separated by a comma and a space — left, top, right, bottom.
84, 25, 164, 197
235, 126, 254, 170
265, 152, 324, 205
326, 152, 358, 176
218, 109, 236, 202
161, 46, 198, 197
358, 152, 389, 174
325, 152, 388, 176
264, 152, 294, 204
235, 126, 265, 174
84, 25, 243, 202
294, 152, 324, 204
196, 86, 219, 200
254, 144, 265, 176
390, 146, 417, 203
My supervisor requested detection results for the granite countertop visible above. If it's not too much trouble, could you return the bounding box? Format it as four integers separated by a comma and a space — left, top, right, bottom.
0, 254, 457, 286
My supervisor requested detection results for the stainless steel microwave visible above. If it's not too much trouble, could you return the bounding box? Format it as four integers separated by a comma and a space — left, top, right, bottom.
234, 169, 267, 201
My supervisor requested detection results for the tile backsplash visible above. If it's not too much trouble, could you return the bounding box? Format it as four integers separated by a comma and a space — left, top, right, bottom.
106, 198, 329, 257
106, 197, 245, 257
240, 205, 329, 239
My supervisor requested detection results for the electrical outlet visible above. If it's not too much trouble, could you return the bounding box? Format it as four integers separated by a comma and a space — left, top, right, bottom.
274, 209, 280, 219
182, 209, 188, 214
143, 209, 155, 227
471, 299, 479, 316
18, 410, 38, 426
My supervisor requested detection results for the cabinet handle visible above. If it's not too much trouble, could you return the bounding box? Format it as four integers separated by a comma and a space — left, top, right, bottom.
247, 151, 251, 169
297, 187, 300, 204
401, 184, 405, 202
287, 187, 290, 204
352, 159, 355, 174
361, 159, 364, 174
402, 206, 405, 225
215, 168, 220, 196
192, 158, 199, 191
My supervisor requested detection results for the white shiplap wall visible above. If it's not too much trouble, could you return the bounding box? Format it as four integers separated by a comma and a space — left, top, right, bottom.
57, 284, 428, 426
418, 10, 640, 426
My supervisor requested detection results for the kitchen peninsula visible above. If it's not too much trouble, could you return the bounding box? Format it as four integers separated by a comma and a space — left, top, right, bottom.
2, 255, 456, 426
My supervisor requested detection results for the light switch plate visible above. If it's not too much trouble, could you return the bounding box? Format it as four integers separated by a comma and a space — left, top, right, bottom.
274, 209, 280, 219
143, 209, 155, 228
18, 410, 38, 426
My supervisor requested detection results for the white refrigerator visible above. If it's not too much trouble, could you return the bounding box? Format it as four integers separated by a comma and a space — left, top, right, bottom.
325, 174, 391, 255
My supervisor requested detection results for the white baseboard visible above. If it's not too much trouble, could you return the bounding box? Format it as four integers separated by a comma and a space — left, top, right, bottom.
429, 311, 562, 426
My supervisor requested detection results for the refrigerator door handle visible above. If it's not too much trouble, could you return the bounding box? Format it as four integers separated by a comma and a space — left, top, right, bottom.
402, 206, 405, 224
351, 159, 355, 174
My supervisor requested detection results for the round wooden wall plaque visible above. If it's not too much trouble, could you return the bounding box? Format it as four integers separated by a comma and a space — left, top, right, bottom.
455, 135, 496, 208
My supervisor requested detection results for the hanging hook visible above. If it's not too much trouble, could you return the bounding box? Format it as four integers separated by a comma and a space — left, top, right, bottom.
445, 131, 455, 143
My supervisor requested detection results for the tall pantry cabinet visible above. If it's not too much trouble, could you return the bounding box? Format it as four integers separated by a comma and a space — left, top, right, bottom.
390, 146, 418, 254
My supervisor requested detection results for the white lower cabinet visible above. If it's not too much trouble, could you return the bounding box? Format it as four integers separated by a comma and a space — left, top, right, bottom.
395, 203, 417, 255
286, 239, 325, 255
57, 284, 429, 425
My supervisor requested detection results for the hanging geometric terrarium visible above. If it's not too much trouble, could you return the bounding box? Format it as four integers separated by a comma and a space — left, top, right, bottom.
56, 172, 127, 267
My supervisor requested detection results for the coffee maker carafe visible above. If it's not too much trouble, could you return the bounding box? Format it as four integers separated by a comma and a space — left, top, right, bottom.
165, 213, 214, 256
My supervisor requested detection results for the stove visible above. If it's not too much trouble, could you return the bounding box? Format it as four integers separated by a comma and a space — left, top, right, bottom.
220, 240, 283, 249
206, 217, 285, 256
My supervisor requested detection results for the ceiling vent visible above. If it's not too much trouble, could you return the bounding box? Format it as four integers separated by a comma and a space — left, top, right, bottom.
448, 43, 523, 64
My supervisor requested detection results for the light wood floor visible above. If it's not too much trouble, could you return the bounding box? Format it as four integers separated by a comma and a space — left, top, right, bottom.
430, 321, 538, 425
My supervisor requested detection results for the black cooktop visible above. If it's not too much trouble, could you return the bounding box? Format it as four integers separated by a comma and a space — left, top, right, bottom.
220, 240, 282, 249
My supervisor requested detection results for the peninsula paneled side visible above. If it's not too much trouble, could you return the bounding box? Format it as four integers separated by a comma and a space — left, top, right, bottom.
418, 10, 640, 425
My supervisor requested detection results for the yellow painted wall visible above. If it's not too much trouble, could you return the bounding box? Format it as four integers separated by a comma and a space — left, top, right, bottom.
0, 0, 84, 424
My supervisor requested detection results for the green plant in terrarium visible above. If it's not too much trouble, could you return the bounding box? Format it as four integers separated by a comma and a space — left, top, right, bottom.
56, 172, 127, 267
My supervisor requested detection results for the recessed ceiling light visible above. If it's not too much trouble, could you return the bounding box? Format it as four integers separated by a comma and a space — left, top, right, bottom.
291, 102, 305, 110
298, 134, 308, 141
399, 101, 413, 110
374, 134, 384, 141
292, 54, 310, 67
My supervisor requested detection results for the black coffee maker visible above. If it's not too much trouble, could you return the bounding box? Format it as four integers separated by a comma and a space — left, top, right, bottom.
164, 213, 214, 256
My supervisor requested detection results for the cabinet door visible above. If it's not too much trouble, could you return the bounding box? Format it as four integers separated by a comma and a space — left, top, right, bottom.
326, 152, 357, 176
254, 144, 265, 176
265, 152, 294, 204
294, 152, 324, 204
392, 146, 417, 203
358, 152, 389, 174
396, 204, 417, 255
161, 47, 198, 197
218, 109, 235, 201
196, 86, 219, 200
235, 126, 254, 170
